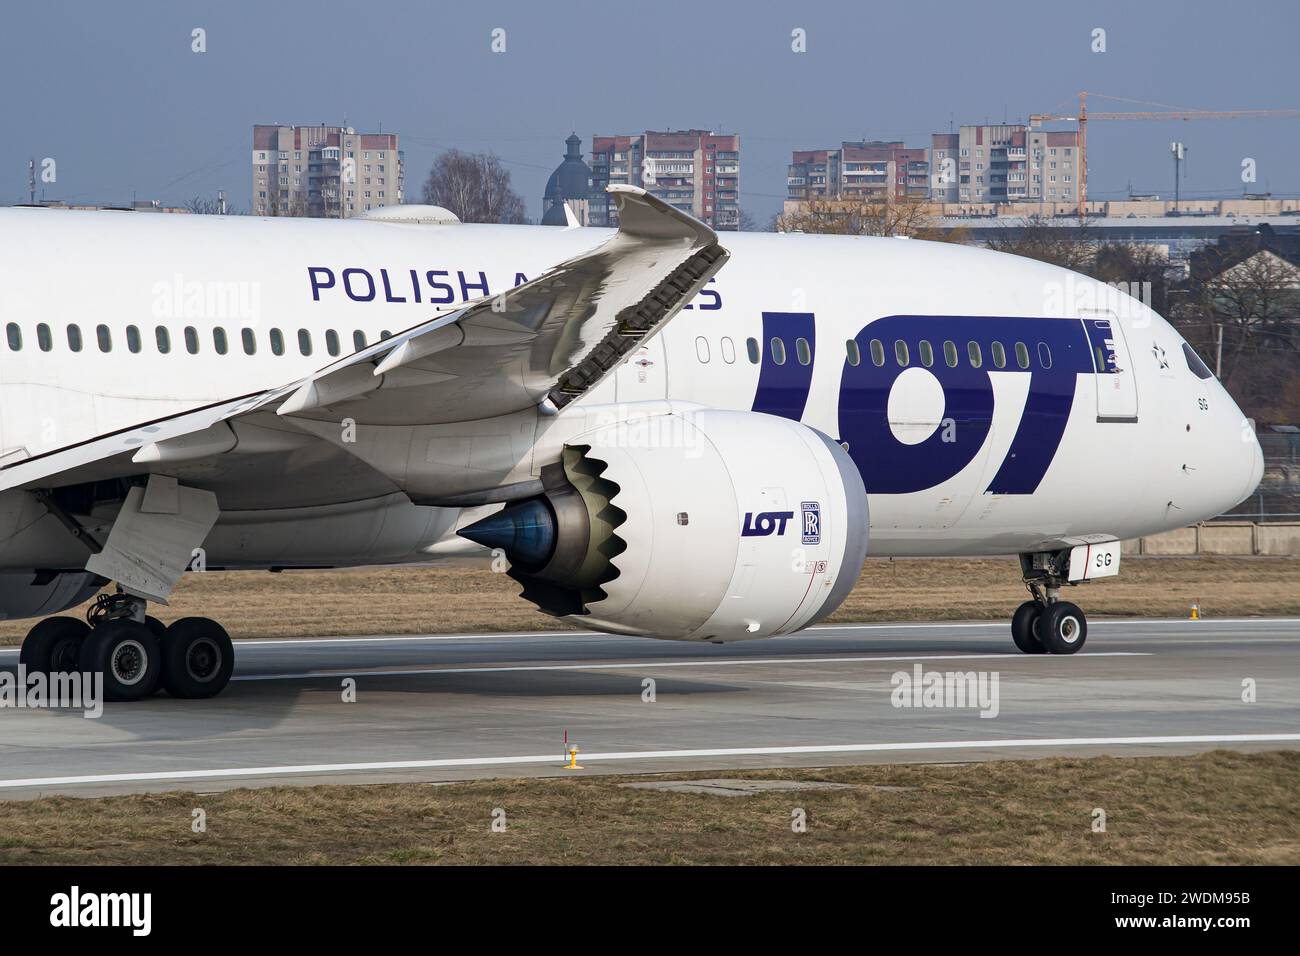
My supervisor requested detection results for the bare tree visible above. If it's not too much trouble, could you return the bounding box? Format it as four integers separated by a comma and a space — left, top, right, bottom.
1196, 251, 1299, 382
421, 149, 527, 224
737, 209, 777, 232
1090, 242, 1177, 316
183, 196, 245, 216
776, 197, 965, 243
983, 214, 1094, 271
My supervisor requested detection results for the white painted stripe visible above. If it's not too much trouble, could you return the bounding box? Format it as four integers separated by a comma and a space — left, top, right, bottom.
2, 733, 1297, 790
232, 651, 1151, 682
0, 631, 585, 654
2, 613, 1289, 658
810, 618, 1300, 631
227, 632, 572, 647
218, 618, 1300, 643
0, 616, 1295, 658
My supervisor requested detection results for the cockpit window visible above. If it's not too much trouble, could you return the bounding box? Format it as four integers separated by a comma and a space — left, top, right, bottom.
1182, 342, 1214, 380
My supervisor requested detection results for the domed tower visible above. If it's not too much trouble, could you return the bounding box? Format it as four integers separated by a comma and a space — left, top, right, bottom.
541, 133, 593, 225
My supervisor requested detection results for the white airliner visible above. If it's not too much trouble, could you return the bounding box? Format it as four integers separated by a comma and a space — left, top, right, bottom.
0, 187, 1262, 700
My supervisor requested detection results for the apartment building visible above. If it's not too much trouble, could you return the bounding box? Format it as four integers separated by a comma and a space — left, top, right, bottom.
252, 124, 403, 218
1027, 129, 1081, 206
787, 141, 929, 203
932, 124, 1078, 206
590, 129, 740, 230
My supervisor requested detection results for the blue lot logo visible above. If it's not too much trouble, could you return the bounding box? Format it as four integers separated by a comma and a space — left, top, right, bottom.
750, 312, 1113, 496
741, 511, 794, 537
801, 501, 821, 545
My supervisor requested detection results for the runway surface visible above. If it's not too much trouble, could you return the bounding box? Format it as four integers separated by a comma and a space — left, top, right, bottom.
2, 618, 1299, 798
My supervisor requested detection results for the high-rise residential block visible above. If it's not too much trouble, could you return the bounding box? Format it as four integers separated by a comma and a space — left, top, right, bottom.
590, 130, 740, 230
252, 124, 403, 218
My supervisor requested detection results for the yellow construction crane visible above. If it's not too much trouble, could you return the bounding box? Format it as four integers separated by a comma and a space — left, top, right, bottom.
1028, 91, 1300, 218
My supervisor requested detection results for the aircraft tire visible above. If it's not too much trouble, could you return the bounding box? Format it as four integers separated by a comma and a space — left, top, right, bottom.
19, 616, 90, 674
1011, 601, 1045, 654
1037, 601, 1087, 655
79, 620, 163, 701
162, 617, 234, 699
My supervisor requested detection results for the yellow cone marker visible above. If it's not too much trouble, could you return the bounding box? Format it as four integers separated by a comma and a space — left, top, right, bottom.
563, 745, 583, 770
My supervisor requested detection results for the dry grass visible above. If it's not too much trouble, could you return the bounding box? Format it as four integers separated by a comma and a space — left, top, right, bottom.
1, 751, 1296, 865
831, 555, 1300, 623
1, 555, 1295, 644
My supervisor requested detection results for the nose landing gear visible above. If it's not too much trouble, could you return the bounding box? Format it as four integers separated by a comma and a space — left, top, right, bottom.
1011, 552, 1089, 655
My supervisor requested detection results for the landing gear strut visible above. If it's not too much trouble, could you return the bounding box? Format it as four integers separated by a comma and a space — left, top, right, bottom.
1011, 552, 1088, 655
18, 587, 234, 702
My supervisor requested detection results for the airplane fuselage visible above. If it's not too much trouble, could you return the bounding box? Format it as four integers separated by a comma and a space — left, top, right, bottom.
0, 208, 1263, 573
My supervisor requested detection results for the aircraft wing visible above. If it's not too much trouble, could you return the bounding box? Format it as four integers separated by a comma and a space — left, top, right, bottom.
0, 186, 728, 497
273, 184, 727, 426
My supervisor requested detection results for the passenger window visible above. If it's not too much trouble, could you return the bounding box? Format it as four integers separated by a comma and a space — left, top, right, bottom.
943, 340, 958, 368
991, 341, 1006, 369
5, 323, 20, 351
770, 337, 786, 365
270, 328, 285, 355
354, 330, 367, 351
1037, 342, 1052, 369
126, 325, 141, 353
746, 337, 760, 364
967, 341, 982, 368
154, 326, 169, 353
846, 339, 861, 367
299, 329, 313, 356
69, 325, 84, 352
894, 339, 909, 367
869, 339, 885, 366
720, 336, 736, 364
695, 336, 710, 363
184, 327, 199, 354
242, 328, 257, 355
326, 329, 341, 357
213, 328, 229, 355
1015, 341, 1030, 369
37, 323, 52, 352
918, 340, 934, 367
96, 324, 111, 352
795, 337, 812, 366
1182, 342, 1213, 380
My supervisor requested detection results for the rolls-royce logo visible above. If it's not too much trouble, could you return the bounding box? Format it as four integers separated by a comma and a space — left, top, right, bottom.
801, 501, 821, 545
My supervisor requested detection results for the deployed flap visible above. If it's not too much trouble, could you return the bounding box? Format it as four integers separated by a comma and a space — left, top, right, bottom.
275, 184, 728, 426
0, 186, 729, 497
84, 476, 219, 603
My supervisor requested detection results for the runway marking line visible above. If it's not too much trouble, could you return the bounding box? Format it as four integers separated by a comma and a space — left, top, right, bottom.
2, 734, 1298, 790
0, 617, 1296, 656
232, 651, 1152, 682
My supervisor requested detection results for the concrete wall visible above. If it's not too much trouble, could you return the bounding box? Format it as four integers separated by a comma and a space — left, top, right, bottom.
1123, 522, 1300, 557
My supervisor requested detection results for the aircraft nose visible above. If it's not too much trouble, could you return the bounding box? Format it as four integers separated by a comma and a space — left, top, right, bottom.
1243, 427, 1265, 503
1219, 403, 1264, 512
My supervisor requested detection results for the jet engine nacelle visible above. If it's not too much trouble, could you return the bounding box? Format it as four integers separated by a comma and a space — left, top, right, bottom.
462, 408, 868, 641
0, 571, 103, 621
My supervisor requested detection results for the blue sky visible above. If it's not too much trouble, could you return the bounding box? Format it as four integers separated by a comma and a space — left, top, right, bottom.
3, 0, 1297, 221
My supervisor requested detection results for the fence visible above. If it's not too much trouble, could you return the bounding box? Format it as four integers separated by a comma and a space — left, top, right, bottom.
1123, 522, 1300, 556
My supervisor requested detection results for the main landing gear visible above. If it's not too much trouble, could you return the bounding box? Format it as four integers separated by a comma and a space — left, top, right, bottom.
1010, 552, 1088, 655
18, 589, 234, 701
